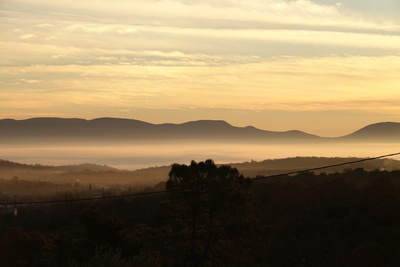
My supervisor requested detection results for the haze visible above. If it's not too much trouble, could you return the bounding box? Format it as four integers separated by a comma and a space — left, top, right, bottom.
1, 141, 398, 170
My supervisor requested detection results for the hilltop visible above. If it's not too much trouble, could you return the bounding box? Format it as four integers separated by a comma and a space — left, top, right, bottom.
1, 117, 400, 143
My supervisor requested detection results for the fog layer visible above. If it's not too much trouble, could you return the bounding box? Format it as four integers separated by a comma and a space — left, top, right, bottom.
2, 142, 399, 170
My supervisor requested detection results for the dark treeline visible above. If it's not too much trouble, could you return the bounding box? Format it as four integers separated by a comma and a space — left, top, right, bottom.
2, 157, 399, 189
1, 161, 400, 266
0, 176, 144, 204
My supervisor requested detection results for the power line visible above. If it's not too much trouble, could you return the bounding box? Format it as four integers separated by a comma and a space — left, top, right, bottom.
1, 152, 400, 206
1, 189, 174, 206
251, 152, 400, 181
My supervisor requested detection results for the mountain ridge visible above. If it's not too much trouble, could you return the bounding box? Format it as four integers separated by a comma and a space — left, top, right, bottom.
0, 159, 118, 172
0, 117, 399, 143
341, 122, 400, 141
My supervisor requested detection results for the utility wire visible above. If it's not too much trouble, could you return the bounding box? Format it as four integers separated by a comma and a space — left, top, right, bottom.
251, 152, 400, 181
1, 152, 400, 206
1, 189, 176, 206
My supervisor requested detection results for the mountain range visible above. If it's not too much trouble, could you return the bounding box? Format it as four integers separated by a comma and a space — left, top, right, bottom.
0, 117, 399, 143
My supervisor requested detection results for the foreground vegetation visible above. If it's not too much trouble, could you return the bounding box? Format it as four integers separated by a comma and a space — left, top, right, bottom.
1, 160, 400, 266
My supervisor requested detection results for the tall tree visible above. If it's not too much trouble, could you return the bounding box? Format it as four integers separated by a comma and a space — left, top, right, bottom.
166, 159, 255, 266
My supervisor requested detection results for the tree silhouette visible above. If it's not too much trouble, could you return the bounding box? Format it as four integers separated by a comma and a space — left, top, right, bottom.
0, 227, 49, 267
165, 159, 254, 266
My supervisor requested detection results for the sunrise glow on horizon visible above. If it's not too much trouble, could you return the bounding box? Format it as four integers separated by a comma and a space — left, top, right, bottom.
1, 0, 400, 137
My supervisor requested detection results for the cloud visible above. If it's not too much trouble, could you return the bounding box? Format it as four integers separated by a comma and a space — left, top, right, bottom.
19, 34, 37, 40
50, 0, 400, 30
2, 0, 399, 66
36, 23, 53, 28
115, 28, 138, 35
20, 79, 41, 84
1, 0, 399, 123
0, 0, 397, 71
1, 55, 399, 114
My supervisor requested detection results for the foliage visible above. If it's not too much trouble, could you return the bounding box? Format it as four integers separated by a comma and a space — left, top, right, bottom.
0, 227, 50, 267
2, 163, 400, 266
164, 159, 256, 266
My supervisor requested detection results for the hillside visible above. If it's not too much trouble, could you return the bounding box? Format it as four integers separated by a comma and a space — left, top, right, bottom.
2, 157, 399, 187
0, 159, 117, 172
1, 118, 400, 143
0, 117, 321, 144
231, 157, 400, 178
341, 122, 400, 141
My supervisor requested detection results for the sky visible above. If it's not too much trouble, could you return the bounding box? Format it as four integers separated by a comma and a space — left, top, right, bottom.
1, 0, 400, 137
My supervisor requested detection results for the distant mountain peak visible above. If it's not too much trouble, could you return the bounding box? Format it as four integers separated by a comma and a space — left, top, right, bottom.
181, 120, 232, 127
360, 121, 399, 129
244, 125, 257, 129
343, 121, 400, 141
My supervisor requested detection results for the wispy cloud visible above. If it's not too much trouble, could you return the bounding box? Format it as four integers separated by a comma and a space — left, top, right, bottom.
19, 34, 37, 40
1, 0, 399, 135
1, 55, 399, 113
1, 0, 399, 67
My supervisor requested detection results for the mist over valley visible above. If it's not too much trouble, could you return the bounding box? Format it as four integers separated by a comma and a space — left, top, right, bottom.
1, 118, 400, 170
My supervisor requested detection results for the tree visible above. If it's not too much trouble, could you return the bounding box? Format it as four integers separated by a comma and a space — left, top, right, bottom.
165, 159, 255, 266
0, 227, 50, 267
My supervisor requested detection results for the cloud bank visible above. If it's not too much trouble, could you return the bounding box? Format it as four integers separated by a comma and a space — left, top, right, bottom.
1, 0, 399, 135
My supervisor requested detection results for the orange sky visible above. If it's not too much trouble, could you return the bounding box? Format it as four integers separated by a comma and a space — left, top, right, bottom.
1, 0, 400, 137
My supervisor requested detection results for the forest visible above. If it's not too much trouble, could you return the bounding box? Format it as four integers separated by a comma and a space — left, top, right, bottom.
1, 159, 400, 266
